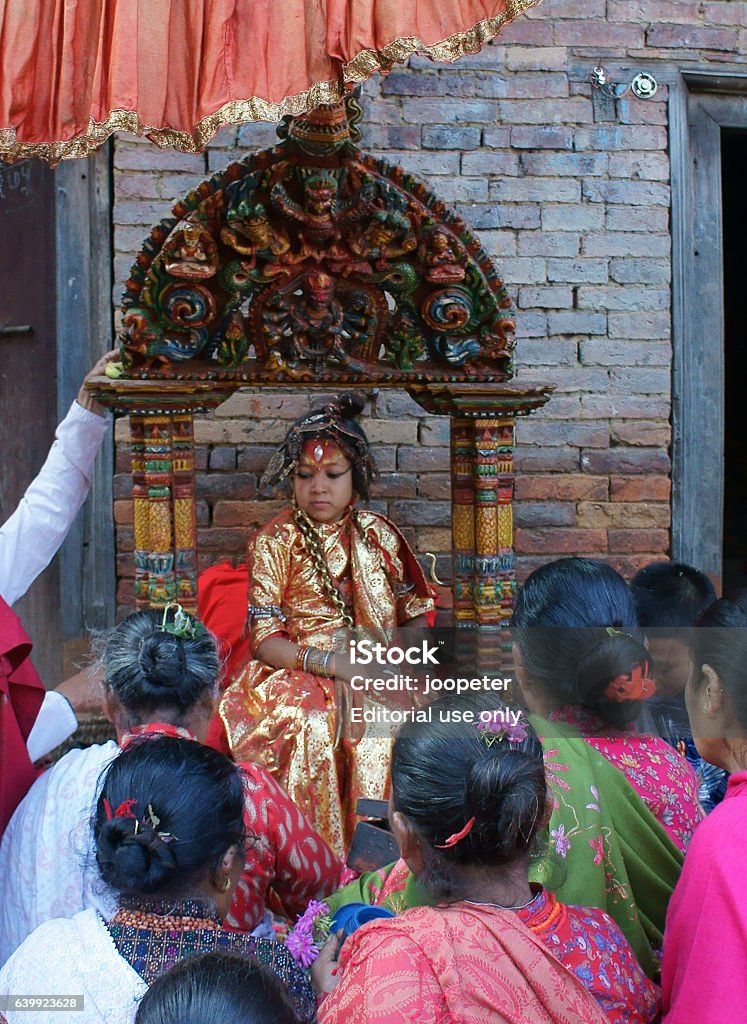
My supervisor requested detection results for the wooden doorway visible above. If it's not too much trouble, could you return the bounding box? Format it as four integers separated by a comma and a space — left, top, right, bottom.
0, 159, 60, 683
0, 151, 115, 685
721, 128, 747, 597
671, 74, 747, 591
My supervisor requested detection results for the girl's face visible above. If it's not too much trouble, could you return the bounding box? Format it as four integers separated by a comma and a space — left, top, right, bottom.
293, 440, 354, 524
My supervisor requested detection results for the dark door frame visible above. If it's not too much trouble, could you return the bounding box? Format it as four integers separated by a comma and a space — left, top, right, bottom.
670, 70, 747, 583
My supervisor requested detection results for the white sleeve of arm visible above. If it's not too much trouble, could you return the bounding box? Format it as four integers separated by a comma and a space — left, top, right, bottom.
26, 690, 78, 762
0, 402, 109, 607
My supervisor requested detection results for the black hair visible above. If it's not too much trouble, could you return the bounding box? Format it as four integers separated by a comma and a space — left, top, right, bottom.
512, 557, 649, 727
95, 736, 246, 897
98, 609, 220, 718
391, 693, 546, 900
134, 952, 298, 1024
631, 561, 717, 628
690, 598, 747, 731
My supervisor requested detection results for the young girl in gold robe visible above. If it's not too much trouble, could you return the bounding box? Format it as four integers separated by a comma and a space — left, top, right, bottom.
220, 394, 433, 857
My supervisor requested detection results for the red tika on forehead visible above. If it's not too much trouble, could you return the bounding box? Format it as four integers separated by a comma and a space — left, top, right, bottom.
299, 438, 345, 466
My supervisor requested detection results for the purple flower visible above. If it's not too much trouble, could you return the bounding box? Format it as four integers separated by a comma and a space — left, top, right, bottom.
551, 824, 571, 857
286, 928, 319, 968
285, 900, 330, 967
304, 900, 330, 920
506, 720, 528, 744
477, 712, 527, 746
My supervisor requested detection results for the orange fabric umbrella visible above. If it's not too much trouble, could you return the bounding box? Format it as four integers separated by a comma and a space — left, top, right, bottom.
0, 0, 537, 163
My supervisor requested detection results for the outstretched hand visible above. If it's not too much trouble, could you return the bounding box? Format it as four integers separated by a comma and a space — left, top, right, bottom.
76, 347, 120, 416
55, 664, 105, 716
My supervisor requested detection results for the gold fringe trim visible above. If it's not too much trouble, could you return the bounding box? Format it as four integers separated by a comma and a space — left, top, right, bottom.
343, 0, 544, 82
0, 0, 541, 164
0, 79, 344, 165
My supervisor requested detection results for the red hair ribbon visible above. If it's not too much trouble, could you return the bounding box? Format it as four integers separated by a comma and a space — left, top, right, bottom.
435, 816, 476, 849
604, 662, 656, 703
103, 797, 139, 821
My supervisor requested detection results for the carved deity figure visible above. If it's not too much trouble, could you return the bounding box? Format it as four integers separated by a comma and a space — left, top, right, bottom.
420, 227, 466, 283
220, 201, 291, 267
350, 210, 417, 262
162, 221, 218, 280
263, 271, 365, 375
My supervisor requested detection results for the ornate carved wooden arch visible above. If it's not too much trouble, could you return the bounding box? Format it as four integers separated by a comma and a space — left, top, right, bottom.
91, 100, 553, 627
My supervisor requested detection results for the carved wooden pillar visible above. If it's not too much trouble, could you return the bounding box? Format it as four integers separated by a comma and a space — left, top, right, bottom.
411, 383, 553, 629
473, 417, 512, 626
172, 413, 198, 611
131, 412, 194, 612
89, 382, 229, 614
451, 417, 476, 624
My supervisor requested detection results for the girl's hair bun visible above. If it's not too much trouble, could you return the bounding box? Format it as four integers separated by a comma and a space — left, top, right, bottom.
336, 391, 365, 419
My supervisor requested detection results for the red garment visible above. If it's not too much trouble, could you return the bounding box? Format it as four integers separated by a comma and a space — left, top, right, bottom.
198, 561, 251, 686
319, 902, 610, 1024
551, 706, 702, 851
0, 597, 44, 834
227, 761, 342, 931
197, 560, 251, 755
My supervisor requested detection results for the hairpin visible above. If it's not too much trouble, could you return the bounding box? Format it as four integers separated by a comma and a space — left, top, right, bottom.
102, 797, 177, 842
435, 817, 476, 848
160, 603, 204, 640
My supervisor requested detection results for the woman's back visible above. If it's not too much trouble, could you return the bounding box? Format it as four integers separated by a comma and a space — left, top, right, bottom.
319, 903, 609, 1024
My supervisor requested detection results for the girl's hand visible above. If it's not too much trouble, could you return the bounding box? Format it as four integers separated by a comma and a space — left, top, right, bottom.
311, 931, 343, 996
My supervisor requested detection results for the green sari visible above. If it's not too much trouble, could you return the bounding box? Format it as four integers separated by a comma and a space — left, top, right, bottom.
327, 716, 683, 979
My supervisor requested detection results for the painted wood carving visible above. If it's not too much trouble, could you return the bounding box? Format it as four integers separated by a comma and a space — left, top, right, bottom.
119, 101, 515, 384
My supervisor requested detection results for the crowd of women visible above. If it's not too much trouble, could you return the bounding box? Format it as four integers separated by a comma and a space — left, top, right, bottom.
1, 391, 745, 1023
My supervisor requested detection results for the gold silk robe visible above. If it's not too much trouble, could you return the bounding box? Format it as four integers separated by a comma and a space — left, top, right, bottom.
220, 507, 434, 857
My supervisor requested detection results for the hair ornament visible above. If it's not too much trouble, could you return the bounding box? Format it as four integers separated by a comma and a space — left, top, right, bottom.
476, 712, 528, 747
142, 802, 179, 844
104, 797, 138, 822
435, 816, 476, 849
102, 796, 177, 842
603, 662, 656, 703
159, 603, 204, 640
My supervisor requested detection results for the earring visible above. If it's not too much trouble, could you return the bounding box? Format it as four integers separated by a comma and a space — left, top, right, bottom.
702, 702, 709, 713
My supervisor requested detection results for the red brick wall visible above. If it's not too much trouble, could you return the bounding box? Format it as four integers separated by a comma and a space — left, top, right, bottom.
111, 0, 747, 613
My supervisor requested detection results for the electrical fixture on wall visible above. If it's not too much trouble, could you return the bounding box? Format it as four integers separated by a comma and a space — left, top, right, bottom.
588, 66, 659, 121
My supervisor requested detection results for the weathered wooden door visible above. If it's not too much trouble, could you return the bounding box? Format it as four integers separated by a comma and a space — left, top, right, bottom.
0, 160, 62, 684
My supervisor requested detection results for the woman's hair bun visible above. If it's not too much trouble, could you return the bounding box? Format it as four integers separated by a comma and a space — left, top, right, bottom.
574, 629, 650, 706
137, 633, 186, 690
96, 817, 177, 894
336, 391, 365, 419
465, 747, 546, 861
